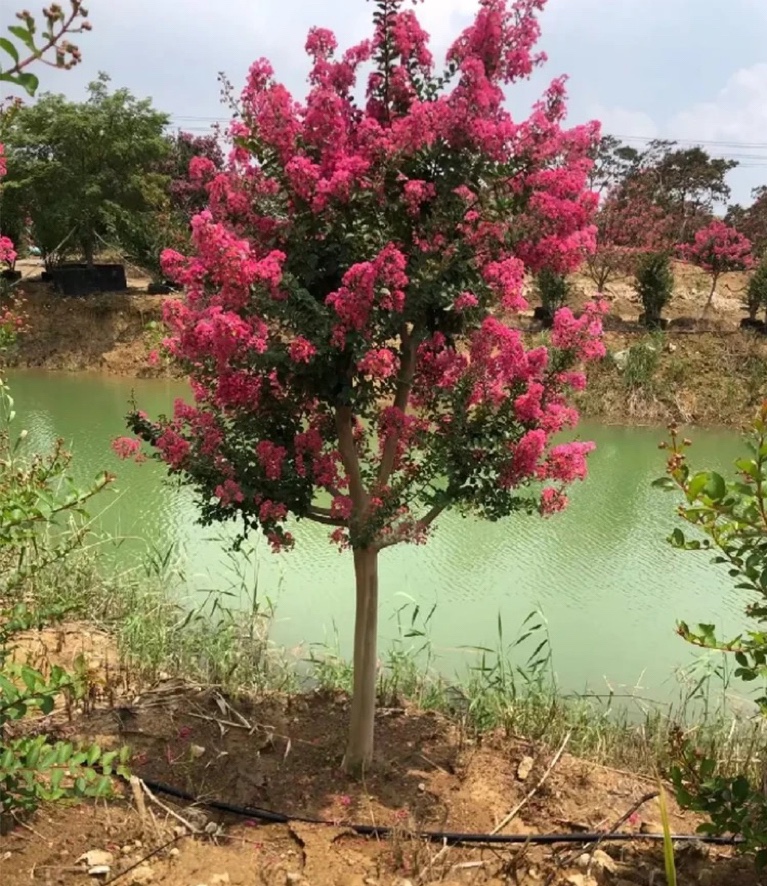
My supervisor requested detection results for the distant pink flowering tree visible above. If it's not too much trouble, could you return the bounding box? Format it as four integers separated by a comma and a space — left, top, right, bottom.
680, 220, 754, 315
125, 0, 606, 773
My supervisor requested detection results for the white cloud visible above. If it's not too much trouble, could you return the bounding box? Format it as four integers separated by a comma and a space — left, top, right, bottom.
669, 63, 767, 145
585, 105, 659, 141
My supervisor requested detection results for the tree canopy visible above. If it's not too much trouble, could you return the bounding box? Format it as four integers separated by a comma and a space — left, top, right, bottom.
1, 72, 170, 265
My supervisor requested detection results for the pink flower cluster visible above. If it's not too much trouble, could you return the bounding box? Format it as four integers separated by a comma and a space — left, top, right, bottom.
0, 235, 17, 267
131, 0, 604, 552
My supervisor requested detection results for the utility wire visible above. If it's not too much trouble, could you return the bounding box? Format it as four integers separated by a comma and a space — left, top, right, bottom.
163, 117, 767, 168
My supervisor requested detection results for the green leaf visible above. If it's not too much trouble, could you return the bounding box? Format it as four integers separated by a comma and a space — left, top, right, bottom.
686, 472, 710, 500
8, 70, 38, 96
7, 25, 36, 51
652, 477, 677, 490
0, 37, 20, 64
703, 472, 727, 501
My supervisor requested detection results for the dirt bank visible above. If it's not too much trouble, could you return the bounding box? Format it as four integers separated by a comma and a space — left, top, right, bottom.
3, 653, 757, 886
4, 260, 766, 426
4, 261, 174, 378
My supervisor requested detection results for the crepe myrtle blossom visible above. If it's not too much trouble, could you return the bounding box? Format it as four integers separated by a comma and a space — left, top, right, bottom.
122, 0, 606, 774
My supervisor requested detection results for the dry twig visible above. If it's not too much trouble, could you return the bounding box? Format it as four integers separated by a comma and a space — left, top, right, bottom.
491, 731, 572, 836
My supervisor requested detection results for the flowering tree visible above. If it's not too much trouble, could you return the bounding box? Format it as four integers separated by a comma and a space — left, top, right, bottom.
125, 0, 606, 774
727, 185, 767, 261
679, 220, 754, 316
586, 172, 674, 292
163, 131, 225, 219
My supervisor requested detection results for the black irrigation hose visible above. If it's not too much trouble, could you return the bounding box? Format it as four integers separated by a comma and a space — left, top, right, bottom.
138, 777, 746, 848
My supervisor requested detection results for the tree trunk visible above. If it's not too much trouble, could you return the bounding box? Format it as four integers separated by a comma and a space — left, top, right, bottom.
84, 239, 95, 269
343, 546, 379, 776
701, 274, 718, 316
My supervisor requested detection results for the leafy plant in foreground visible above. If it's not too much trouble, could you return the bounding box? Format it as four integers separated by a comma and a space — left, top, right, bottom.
656, 405, 767, 864
0, 378, 129, 825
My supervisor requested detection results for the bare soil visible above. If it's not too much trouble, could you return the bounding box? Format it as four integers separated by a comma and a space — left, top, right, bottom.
0, 626, 759, 886
5, 260, 172, 378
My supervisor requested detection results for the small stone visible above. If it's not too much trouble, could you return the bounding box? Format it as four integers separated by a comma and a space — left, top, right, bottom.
417, 782, 426, 792
88, 866, 111, 879
121, 846, 133, 856
190, 744, 206, 759
640, 820, 663, 835
168, 848, 180, 859
79, 851, 115, 868
576, 850, 616, 873
517, 756, 534, 781
128, 864, 154, 885
285, 874, 301, 886
211, 876, 230, 886
564, 876, 597, 886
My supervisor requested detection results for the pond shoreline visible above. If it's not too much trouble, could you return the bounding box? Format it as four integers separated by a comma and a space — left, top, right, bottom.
4, 268, 767, 429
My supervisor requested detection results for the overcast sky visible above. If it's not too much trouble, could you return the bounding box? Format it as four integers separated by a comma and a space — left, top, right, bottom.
20, 0, 767, 205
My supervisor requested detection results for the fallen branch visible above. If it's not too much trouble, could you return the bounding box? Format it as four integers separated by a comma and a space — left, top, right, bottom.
135, 777, 201, 835
490, 731, 571, 836
559, 789, 659, 870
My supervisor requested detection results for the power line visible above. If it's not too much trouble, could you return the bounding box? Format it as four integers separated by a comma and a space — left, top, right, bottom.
163, 118, 767, 171
165, 116, 767, 152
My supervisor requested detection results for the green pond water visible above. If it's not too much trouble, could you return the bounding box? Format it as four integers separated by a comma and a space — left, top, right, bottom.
6, 369, 756, 708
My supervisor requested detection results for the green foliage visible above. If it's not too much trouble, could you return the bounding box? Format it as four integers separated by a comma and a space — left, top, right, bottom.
622, 336, 661, 391
2, 72, 170, 266
0, 378, 128, 824
535, 268, 571, 316
745, 257, 767, 322
656, 406, 767, 863
635, 251, 674, 326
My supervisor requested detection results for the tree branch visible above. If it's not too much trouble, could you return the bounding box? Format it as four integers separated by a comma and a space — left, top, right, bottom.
376, 501, 447, 551
419, 503, 447, 528
377, 330, 416, 489
335, 406, 367, 513
304, 510, 344, 527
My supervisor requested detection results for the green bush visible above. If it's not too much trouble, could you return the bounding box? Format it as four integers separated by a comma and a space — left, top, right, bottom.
0, 379, 129, 826
635, 251, 674, 328
745, 257, 767, 322
656, 406, 767, 866
535, 268, 571, 318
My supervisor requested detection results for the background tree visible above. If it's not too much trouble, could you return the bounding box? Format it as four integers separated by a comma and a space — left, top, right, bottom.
586, 134, 640, 197
163, 130, 225, 218
634, 250, 673, 328
122, 0, 606, 774
120, 131, 224, 281
727, 186, 767, 261
679, 220, 754, 316
637, 141, 735, 242
745, 254, 767, 325
1, 72, 170, 267
585, 171, 673, 292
